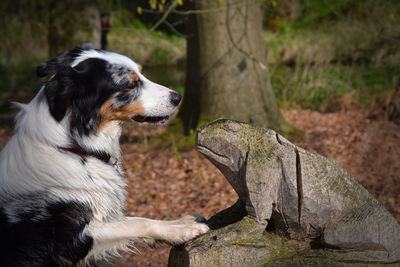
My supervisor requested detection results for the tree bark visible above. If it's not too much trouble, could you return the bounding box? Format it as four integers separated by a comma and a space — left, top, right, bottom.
48, 0, 101, 57
180, 0, 285, 135
389, 83, 400, 124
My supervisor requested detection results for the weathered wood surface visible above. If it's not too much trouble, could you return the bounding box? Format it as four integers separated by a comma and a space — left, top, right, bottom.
168, 119, 400, 266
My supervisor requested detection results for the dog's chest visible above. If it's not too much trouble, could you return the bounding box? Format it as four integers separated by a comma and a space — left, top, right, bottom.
50, 158, 128, 222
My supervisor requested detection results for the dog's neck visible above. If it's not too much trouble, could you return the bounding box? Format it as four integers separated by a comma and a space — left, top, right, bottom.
71, 120, 123, 161
13, 89, 123, 160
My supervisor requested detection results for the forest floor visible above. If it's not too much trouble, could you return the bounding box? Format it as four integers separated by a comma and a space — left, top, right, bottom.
0, 108, 399, 267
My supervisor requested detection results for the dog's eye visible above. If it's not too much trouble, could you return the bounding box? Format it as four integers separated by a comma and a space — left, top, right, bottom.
124, 79, 139, 91
125, 85, 136, 92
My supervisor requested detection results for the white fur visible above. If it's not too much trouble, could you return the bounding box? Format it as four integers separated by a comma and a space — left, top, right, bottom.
139, 80, 177, 117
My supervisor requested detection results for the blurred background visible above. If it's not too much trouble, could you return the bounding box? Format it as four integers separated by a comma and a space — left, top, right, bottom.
0, 0, 399, 266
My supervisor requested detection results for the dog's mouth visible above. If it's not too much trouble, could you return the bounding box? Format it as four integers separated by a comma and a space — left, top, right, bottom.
132, 115, 169, 124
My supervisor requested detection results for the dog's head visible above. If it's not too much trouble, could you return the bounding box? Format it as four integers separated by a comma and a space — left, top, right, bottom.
37, 48, 181, 135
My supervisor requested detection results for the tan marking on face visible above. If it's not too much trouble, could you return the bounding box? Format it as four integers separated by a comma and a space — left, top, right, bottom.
98, 99, 145, 131
130, 73, 139, 82
137, 64, 143, 72
99, 99, 113, 119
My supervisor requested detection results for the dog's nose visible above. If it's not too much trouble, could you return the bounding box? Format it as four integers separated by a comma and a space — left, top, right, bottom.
170, 91, 182, 106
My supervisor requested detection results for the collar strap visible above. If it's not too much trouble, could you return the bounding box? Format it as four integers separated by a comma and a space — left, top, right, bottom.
60, 146, 111, 163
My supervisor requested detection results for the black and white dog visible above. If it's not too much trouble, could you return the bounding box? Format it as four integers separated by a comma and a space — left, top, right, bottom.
0, 49, 209, 266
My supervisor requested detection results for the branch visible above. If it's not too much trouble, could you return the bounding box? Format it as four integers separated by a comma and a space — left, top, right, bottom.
146, 1, 178, 35
164, 20, 187, 37
171, 0, 245, 15
141, 0, 246, 39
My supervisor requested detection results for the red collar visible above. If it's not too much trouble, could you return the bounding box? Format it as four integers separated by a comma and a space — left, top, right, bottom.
60, 146, 111, 163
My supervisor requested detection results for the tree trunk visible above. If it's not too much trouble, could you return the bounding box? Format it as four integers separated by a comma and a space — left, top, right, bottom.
48, 0, 101, 57
389, 83, 400, 124
180, 0, 285, 135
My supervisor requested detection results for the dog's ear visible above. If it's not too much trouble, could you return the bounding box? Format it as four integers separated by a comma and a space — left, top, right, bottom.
37, 48, 82, 77
44, 66, 77, 121
37, 51, 70, 77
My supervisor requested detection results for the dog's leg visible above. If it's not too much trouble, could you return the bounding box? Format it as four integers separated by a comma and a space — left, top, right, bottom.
86, 215, 209, 258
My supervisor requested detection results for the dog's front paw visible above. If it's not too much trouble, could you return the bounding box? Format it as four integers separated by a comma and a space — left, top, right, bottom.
160, 215, 209, 245
173, 221, 209, 244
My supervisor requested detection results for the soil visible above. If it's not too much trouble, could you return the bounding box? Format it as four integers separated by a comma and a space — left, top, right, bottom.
0, 108, 398, 267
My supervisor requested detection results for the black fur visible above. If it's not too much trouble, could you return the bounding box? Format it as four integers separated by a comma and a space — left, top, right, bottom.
0, 193, 93, 267
37, 48, 82, 78
44, 65, 76, 122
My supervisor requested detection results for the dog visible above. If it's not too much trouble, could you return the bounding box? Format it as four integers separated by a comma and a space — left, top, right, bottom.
0, 48, 209, 266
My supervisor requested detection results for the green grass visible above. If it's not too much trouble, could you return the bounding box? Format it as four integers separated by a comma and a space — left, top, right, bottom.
107, 10, 186, 67
264, 0, 400, 111
270, 64, 399, 110
108, 27, 186, 67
